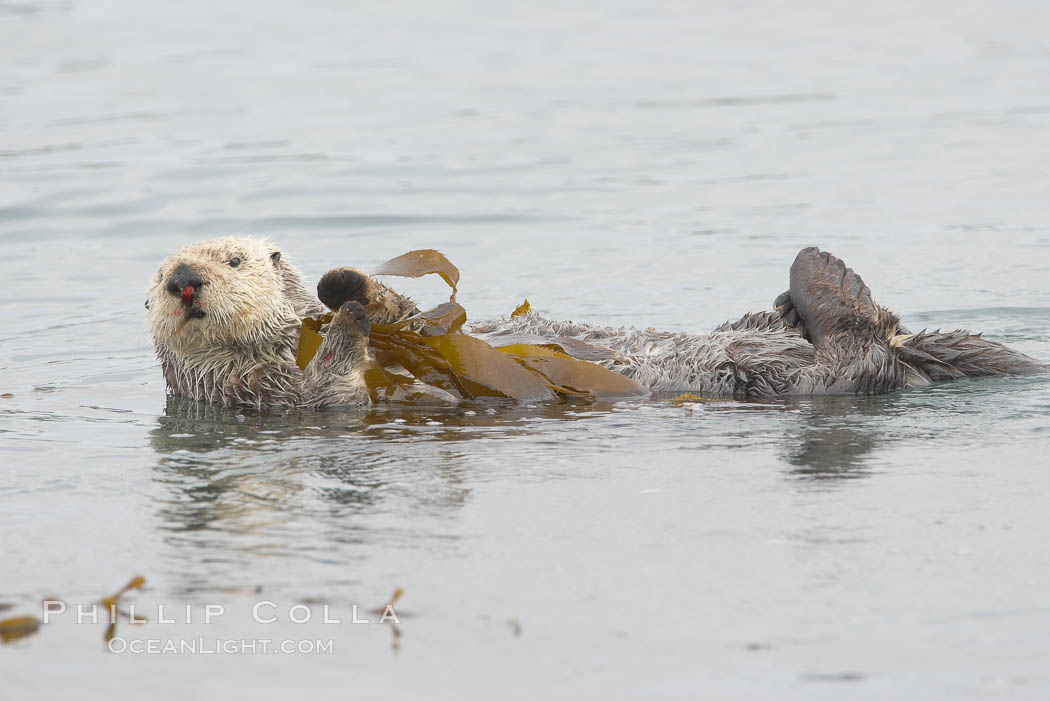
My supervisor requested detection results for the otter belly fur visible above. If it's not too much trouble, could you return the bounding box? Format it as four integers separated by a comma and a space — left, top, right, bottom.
147, 239, 1046, 408
472, 310, 1045, 400
475, 247, 1045, 399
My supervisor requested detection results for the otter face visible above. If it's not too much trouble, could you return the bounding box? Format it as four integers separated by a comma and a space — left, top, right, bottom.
147, 237, 293, 352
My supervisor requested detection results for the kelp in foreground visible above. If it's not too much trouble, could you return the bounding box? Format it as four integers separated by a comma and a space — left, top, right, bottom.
297, 250, 649, 403
0, 576, 146, 647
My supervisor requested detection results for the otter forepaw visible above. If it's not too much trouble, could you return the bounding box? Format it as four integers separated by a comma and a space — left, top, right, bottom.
302, 298, 372, 408
318, 268, 370, 312
335, 300, 371, 337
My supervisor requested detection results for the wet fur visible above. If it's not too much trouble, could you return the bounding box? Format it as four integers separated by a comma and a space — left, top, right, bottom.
147, 237, 403, 408
473, 248, 1045, 399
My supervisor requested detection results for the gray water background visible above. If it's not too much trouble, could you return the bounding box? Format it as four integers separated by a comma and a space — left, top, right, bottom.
2, 0, 1050, 698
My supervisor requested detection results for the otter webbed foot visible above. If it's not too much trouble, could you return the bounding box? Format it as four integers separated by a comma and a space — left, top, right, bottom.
784, 248, 912, 394
788, 247, 893, 346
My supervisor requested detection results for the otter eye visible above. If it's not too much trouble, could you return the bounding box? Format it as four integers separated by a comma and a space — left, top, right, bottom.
229, 257, 241, 268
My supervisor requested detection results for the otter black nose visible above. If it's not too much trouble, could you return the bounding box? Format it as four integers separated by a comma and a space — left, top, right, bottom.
166, 263, 204, 305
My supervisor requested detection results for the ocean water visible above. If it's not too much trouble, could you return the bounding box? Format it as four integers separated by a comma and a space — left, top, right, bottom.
2, 0, 1050, 698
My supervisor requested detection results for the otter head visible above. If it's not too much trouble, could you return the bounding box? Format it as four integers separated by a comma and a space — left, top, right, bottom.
147, 237, 300, 354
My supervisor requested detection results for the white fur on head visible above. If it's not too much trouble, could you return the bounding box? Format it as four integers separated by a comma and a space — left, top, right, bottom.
147, 236, 300, 353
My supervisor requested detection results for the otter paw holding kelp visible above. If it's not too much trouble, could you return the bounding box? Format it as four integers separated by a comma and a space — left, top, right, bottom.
146, 237, 418, 408
299, 299, 373, 408
317, 266, 422, 326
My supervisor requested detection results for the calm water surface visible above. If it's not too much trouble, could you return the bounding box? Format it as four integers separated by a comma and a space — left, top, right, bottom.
2, 1, 1050, 698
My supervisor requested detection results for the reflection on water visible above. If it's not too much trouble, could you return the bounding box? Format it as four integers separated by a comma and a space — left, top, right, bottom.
147, 395, 634, 594
147, 385, 920, 564
149, 394, 625, 450
779, 396, 887, 481
776, 372, 1050, 482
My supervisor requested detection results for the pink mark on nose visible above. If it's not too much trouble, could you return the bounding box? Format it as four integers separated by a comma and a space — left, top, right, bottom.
181, 285, 195, 303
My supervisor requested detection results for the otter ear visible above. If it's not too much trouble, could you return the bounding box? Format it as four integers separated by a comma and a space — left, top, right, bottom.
270, 251, 282, 267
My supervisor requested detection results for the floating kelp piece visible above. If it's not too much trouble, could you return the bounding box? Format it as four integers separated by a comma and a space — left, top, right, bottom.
101, 575, 148, 644
414, 302, 467, 337
0, 577, 146, 648
511, 299, 532, 318
101, 575, 146, 610
0, 616, 40, 644
671, 393, 708, 404
372, 249, 460, 299
370, 587, 404, 616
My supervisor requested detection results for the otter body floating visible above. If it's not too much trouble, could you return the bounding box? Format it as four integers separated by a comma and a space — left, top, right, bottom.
146, 240, 1046, 408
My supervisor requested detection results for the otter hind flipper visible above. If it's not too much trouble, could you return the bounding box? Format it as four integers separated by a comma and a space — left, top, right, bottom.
782, 247, 912, 394
788, 247, 889, 345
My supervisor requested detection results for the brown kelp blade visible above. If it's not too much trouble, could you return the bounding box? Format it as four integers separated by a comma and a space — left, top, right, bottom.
369, 326, 468, 397
423, 334, 557, 401
296, 314, 332, 370
0, 616, 40, 644
380, 324, 644, 402
372, 250, 460, 299
101, 575, 147, 609
414, 302, 467, 337
500, 349, 649, 399
361, 363, 451, 403
511, 299, 532, 318
297, 251, 645, 403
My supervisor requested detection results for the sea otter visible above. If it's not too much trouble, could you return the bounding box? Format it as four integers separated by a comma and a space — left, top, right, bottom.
146, 237, 416, 408
147, 239, 1045, 407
